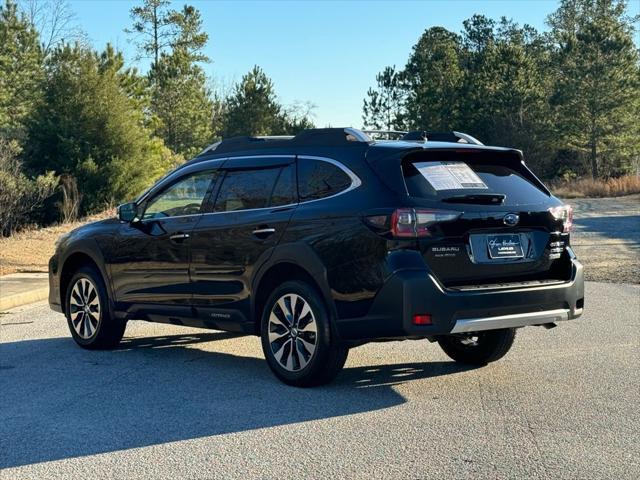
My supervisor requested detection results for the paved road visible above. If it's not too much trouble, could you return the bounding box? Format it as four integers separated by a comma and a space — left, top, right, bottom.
1, 282, 638, 479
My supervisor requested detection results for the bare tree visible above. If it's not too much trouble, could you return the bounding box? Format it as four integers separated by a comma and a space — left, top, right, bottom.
57, 174, 81, 223
20, 0, 84, 55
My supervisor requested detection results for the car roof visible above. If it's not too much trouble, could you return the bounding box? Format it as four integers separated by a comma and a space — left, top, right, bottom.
189, 128, 520, 165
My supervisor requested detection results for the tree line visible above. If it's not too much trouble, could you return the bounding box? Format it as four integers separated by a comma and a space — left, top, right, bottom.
363, 0, 639, 180
0, 0, 313, 234
1, 0, 638, 236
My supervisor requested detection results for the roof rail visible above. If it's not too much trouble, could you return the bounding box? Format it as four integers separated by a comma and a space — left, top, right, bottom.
401, 131, 484, 145
362, 130, 408, 140
343, 128, 373, 142
196, 128, 483, 157
452, 131, 484, 145
197, 128, 373, 156
198, 136, 296, 156
199, 141, 222, 155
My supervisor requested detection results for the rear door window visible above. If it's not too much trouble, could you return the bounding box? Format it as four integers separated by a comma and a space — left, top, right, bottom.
270, 164, 296, 206
402, 153, 550, 206
214, 168, 280, 212
298, 159, 352, 202
214, 165, 297, 212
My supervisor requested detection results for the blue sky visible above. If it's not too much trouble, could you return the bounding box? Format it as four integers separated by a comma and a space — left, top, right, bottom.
69, 0, 639, 128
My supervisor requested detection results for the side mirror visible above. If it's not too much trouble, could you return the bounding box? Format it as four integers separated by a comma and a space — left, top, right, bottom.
117, 202, 138, 223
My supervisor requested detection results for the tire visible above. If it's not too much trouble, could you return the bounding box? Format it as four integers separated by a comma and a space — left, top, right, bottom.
65, 265, 126, 350
437, 328, 516, 365
260, 280, 348, 387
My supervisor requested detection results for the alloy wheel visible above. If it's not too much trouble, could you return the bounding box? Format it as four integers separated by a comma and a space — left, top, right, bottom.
268, 293, 318, 371
69, 278, 101, 339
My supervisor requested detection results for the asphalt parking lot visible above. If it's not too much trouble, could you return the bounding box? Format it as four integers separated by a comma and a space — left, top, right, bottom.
1, 281, 638, 479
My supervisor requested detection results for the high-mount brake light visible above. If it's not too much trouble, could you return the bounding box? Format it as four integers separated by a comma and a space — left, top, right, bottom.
390, 208, 461, 238
548, 205, 573, 233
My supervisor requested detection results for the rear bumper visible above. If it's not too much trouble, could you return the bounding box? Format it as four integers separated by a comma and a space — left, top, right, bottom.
450, 308, 571, 333
335, 255, 584, 341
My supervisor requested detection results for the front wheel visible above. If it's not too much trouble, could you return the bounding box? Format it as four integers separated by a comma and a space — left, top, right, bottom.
437, 328, 516, 365
260, 280, 348, 387
65, 265, 126, 350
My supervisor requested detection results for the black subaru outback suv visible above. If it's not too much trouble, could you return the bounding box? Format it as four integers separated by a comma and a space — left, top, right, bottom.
49, 128, 584, 386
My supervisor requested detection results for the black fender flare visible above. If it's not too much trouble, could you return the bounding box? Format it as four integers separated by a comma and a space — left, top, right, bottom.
58, 239, 115, 312
250, 242, 337, 325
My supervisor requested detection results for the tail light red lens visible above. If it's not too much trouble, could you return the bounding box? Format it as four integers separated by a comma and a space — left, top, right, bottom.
548, 205, 573, 233
390, 208, 461, 238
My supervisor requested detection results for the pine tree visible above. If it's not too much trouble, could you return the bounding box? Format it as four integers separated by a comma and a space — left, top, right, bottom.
402, 27, 463, 131
458, 16, 555, 173
548, 0, 640, 178
362, 66, 405, 131
26, 43, 175, 213
151, 50, 213, 157
222, 66, 284, 137
126, 0, 173, 67
128, 1, 213, 157
0, 0, 43, 142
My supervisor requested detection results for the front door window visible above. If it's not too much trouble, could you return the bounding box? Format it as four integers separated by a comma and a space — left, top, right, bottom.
143, 171, 214, 219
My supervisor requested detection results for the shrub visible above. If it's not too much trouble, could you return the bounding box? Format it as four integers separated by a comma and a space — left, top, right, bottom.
549, 175, 640, 198
0, 139, 57, 236
25, 44, 180, 215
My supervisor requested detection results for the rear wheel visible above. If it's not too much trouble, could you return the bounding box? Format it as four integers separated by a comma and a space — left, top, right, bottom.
260, 280, 348, 387
437, 328, 516, 365
65, 265, 126, 349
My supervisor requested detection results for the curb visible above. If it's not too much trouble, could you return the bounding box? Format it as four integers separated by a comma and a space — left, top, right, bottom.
0, 287, 49, 311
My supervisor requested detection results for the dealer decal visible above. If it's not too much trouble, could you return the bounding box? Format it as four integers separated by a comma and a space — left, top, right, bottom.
415, 161, 488, 191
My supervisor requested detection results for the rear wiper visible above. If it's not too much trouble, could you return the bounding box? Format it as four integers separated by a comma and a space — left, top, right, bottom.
442, 194, 506, 205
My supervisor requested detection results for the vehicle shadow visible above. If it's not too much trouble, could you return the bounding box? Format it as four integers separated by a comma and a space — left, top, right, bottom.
0, 332, 474, 468
573, 215, 640, 245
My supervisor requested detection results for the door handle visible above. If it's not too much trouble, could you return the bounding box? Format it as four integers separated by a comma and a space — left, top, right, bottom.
252, 227, 276, 236
170, 233, 190, 242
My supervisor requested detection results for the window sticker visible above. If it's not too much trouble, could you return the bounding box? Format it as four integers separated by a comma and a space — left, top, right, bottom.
414, 161, 488, 191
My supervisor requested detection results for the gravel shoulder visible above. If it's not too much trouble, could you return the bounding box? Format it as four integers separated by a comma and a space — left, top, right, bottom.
0, 211, 113, 276
569, 194, 640, 283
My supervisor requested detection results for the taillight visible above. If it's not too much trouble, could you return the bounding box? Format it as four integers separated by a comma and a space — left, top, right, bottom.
390, 208, 461, 238
548, 205, 573, 233
390, 209, 416, 237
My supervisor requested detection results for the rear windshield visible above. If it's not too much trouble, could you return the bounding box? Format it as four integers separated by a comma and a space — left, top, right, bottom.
402, 152, 550, 206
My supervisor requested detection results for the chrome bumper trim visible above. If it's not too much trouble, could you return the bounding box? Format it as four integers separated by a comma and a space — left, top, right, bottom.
451, 309, 571, 333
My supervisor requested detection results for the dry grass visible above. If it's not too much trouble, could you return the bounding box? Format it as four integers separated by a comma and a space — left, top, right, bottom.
0, 209, 115, 276
550, 175, 640, 198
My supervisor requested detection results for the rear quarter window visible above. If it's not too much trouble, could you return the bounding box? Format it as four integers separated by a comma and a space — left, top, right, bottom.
298, 159, 352, 201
